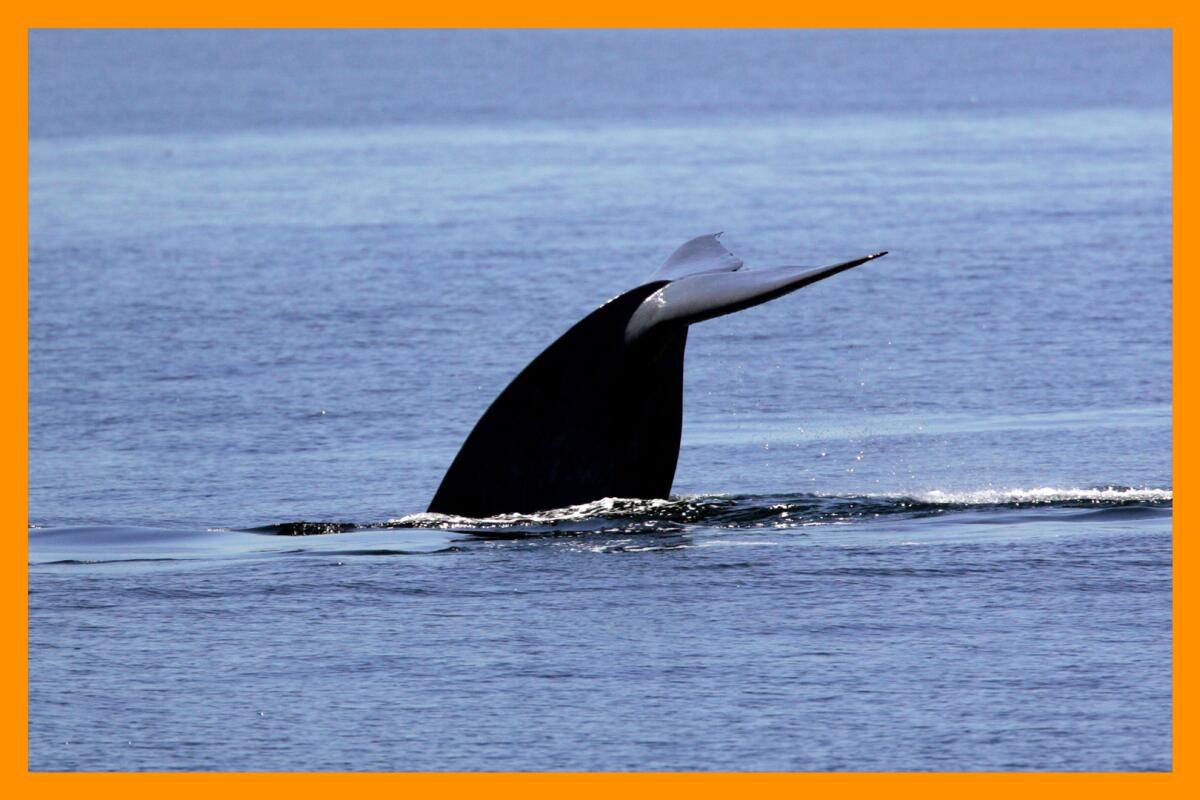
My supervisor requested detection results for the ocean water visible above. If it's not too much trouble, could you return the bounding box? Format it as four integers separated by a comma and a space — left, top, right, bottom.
27, 29, 1172, 771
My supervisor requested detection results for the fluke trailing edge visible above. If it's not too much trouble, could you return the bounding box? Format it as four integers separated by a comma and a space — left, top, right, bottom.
428, 234, 887, 518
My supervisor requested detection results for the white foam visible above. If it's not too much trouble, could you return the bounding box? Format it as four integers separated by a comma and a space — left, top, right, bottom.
911, 487, 1172, 505
391, 496, 689, 527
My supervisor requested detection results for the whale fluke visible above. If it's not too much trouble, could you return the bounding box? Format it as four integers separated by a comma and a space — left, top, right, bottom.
653, 231, 744, 279
428, 234, 887, 518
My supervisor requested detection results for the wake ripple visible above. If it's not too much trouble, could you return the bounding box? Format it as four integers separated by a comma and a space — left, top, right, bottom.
255, 486, 1171, 537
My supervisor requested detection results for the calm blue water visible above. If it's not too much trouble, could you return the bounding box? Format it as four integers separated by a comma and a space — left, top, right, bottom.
28, 29, 1172, 771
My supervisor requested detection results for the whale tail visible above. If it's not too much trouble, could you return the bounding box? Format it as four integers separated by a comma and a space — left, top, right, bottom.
427, 235, 887, 518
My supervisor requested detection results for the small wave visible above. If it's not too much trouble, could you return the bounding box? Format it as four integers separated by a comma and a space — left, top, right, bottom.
249, 521, 361, 536
35, 557, 180, 566
283, 546, 465, 557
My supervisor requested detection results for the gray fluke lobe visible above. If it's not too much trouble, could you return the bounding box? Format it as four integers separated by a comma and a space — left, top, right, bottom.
428, 234, 887, 518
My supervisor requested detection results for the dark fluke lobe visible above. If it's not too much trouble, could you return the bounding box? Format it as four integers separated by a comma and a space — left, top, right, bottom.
428, 234, 887, 518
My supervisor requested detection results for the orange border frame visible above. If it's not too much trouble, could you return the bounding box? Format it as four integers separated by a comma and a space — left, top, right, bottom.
10, 8, 1185, 795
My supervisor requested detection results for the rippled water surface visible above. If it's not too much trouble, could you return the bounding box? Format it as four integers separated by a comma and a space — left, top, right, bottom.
28, 30, 1171, 771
